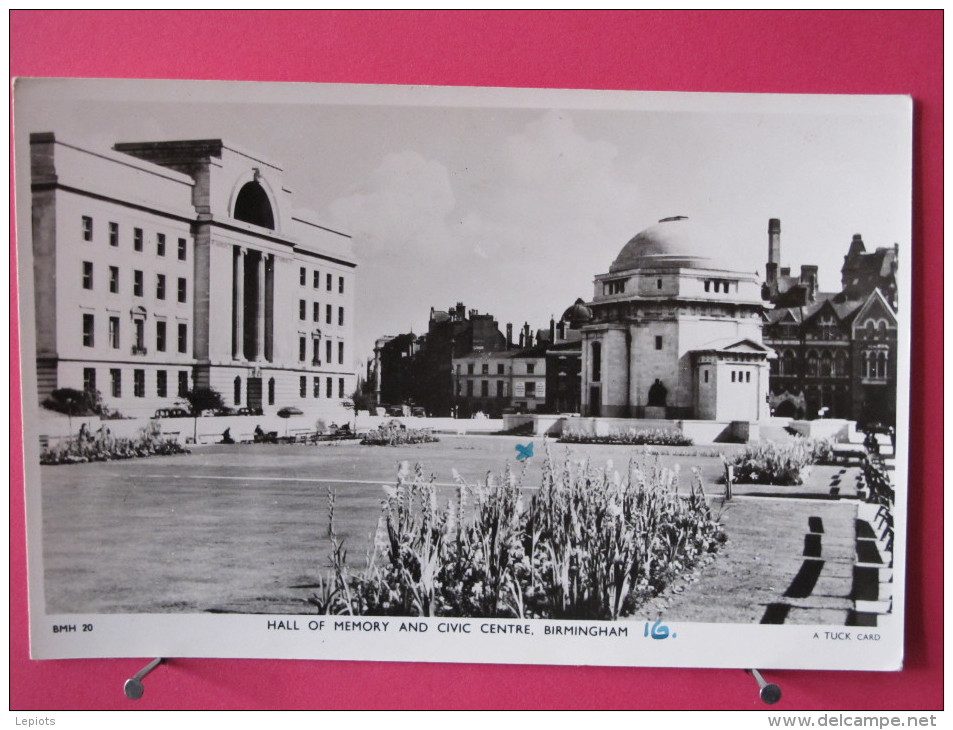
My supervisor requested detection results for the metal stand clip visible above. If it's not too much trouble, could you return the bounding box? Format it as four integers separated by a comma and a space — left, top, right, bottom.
123, 657, 165, 700
747, 668, 782, 705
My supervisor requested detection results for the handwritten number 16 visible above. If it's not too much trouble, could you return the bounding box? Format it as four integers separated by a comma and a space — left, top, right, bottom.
644, 620, 671, 639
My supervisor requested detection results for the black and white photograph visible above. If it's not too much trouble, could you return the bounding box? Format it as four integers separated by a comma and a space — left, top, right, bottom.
14, 78, 911, 670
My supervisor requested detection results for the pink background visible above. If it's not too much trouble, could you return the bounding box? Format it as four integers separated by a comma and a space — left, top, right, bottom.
10, 11, 942, 710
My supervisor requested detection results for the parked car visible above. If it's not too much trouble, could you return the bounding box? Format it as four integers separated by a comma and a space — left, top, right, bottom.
153, 407, 189, 419
235, 407, 264, 416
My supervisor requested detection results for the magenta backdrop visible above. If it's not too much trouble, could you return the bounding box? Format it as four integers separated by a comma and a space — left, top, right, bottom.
9, 10, 943, 711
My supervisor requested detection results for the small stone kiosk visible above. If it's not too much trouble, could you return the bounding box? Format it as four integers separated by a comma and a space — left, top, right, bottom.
580, 216, 773, 424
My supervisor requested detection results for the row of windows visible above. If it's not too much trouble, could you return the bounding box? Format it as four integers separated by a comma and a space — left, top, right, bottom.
703, 279, 735, 294
298, 300, 345, 326
297, 376, 346, 399
82, 262, 188, 303
459, 380, 537, 398
83, 367, 190, 399
458, 362, 535, 376
862, 350, 889, 380
82, 216, 187, 260
81, 314, 188, 355
298, 337, 345, 365
299, 267, 345, 294
730, 370, 752, 383
776, 349, 852, 378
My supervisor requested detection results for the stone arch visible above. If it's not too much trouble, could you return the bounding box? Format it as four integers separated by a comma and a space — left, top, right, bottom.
229, 170, 279, 231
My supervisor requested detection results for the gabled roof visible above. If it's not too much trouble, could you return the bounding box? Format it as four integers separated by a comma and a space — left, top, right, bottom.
694, 337, 775, 356
852, 288, 899, 327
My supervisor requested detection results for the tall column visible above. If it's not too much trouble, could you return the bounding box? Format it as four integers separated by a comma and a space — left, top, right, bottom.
256, 252, 266, 362
233, 247, 245, 360
264, 254, 274, 362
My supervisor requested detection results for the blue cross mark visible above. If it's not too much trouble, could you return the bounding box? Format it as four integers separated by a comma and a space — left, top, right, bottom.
515, 442, 534, 461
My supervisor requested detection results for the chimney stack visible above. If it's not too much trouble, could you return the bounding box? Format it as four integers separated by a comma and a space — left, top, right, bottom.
800, 265, 819, 303
767, 218, 781, 285
549, 315, 555, 344
506, 323, 513, 347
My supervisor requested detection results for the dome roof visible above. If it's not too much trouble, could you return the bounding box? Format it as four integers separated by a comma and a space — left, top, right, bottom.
561, 298, 592, 326
609, 216, 729, 273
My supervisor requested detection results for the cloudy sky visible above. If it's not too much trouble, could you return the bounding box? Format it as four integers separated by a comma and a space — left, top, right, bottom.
14, 79, 911, 362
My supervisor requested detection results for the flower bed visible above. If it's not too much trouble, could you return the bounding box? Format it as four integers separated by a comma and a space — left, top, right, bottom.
312, 456, 725, 619
40, 421, 189, 465
723, 438, 834, 486
360, 423, 439, 446
560, 427, 693, 447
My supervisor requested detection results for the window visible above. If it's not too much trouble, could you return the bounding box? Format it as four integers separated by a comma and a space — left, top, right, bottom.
326, 273, 332, 291
299, 336, 306, 362
338, 307, 344, 326
591, 342, 601, 382
655, 336, 663, 350
467, 363, 474, 375
156, 370, 167, 398
313, 302, 320, 322
299, 376, 307, 398
268, 378, 275, 406
133, 270, 143, 297
467, 380, 474, 397
157, 233, 166, 257
111, 369, 122, 397
134, 320, 145, 352
109, 266, 119, 293
605, 279, 625, 295
339, 276, 344, 294
497, 381, 504, 398
299, 300, 306, 320
82, 314, 94, 347
806, 350, 819, 378
109, 316, 120, 349
482, 364, 489, 375
310, 338, 319, 365
300, 267, 307, 286
338, 378, 345, 399
177, 278, 187, 303
863, 350, 889, 380
657, 278, 663, 290
704, 280, 711, 293
703, 370, 709, 384
83, 368, 96, 394
177, 238, 187, 261
497, 364, 505, 375
82, 216, 93, 242
156, 321, 166, 352
235, 376, 242, 405
481, 380, 489, 397
731, 371, 736, 383
326, 304, 332, 324
745, 371, 751, 383
178, 323, 188, 353
326, 377, 332, 398
526, 363, 535, 375
178, 371, 189, 397
525, 382, 536, 398
134, 228, 143, 252
109, 222, 119, 247
326, 340, 332, 364
313, 377, 320, 398
82, 261, 93, 290
156, 274, 166, 300
338, 341, 344, 365
313, 270, 320, 289
133, 370, 145, 398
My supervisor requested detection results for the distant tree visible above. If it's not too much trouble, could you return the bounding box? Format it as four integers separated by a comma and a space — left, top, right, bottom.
42, 388, 98, 434
350, 385, 375, 412
181, 387, 226, 443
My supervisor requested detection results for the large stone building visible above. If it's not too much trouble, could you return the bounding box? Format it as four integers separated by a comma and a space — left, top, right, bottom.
762, 220, 899, 427
30, 133, 357, 419
580, 216, 773, 421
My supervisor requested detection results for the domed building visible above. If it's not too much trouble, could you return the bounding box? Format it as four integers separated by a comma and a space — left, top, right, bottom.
581, 216, 773, 421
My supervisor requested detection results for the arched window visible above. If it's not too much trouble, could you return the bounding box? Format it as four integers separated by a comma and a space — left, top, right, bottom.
806, 350, 819, 378
233, 181, 275, 229
780, 349, 797, 376
234, 376, 242, 405
591, 342, 601, 383
268, 377, 275, 406
819, 350, 833, 377
834, 351, 849, 377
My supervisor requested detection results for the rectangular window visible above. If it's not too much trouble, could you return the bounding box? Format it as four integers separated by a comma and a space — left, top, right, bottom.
178, 323, 188, 353
299, 300, 306, 320
156, 321, 166, 352
178, 371, 189, 397
156, 274, 166, 300
467, 363, 474, 375
496, 381, 504, 398
338, 378, 345, 399
300, 267, 306, 286
526, 382, 536, 398
313, 377, 320, 398
482, 364, 489, 375
481, 380, 489, 397
156, 370, 167, 398
134, 227, 143, 252
326, 339, 332, 364
82, 314, 94, 347
313, 302, 320, 322
109, 316, 120, 349
133, 370, 145, 398
657, 278, 663, 290
82, 216, 93, 242
313, 339, 320, 365
177, 278, 187, 303
299, 336, 306, 362
326, 377, 333, 398
134, 320, 145, 350
300, 376, 307, 398
111, 369, 122, 397
109, 222, 119, 247
655, 336, 663, 350
497, 364, 505, 375
326, 273, 332, 291
82, 261, 93, 290
731, 371, 737, 383
339, 276, 344, 294
157, 233, 166, 257
338, 341, 344, 365
338, 307, 344, 326
313, 270, 320, 289
83, 368, 96, 394
526, 363, 535, 374
704, 370, 709, 384
133, 270, 143, 297
177, 238, 187, 261
326, 304, 332, 324
268, 378, 275, 406
109, 266, 119, 293
745, 371, 751, 383
467, 380, 474, 397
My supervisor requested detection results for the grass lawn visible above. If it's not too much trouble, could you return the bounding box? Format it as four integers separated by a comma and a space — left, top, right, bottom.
38, 435, 861, 621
